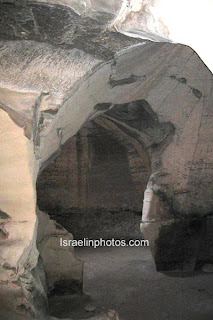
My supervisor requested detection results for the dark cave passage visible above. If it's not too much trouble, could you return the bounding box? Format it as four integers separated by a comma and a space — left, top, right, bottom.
37, 115, 150, 241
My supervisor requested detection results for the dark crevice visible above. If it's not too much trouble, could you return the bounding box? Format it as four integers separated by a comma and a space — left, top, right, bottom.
109, 74, 147, 88
0, 209, 10, 219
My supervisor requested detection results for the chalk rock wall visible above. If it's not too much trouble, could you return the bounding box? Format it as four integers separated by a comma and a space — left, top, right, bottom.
37, 118, 150, 212
37, 209, 83, 295
0, 1, 213, 319
37, 116, 150, 240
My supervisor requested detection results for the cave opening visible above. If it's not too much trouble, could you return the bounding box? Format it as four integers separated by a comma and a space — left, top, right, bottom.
35, 99, 213, 320
37, 114, 150, 241
36, 106, 152, 318
1, 2, 213, 318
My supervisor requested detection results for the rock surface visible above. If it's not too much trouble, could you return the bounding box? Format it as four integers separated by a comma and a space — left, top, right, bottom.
37, 116, 150, 213
0, 1, 213, 319
37, 209, 83, 295
202, 264, 213, 273
50, 309, 119, 320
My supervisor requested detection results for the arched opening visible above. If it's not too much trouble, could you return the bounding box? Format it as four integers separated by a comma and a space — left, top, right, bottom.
35, 104, 213, 320
33, 96, 173, 319
36, 109, 151, 307
0, 11, 213, 316
37, 115, 151, 240
34, 95, 213, 320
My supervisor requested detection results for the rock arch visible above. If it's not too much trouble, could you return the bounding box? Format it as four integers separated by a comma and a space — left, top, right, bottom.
0, 2, 213, 318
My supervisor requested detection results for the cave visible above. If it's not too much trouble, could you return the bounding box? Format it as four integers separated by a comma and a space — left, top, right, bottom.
36, 112, 151, 316
37, 113, 151, 241
0, 1, 213, 320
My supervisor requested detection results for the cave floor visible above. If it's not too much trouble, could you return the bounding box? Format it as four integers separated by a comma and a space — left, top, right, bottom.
49, 246, 213, 320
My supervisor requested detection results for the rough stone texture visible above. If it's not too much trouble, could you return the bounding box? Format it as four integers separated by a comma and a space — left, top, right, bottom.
1, 0, 212, 71
42, 210, 143, 241
0, 108, 48, 320
37, 117, 150, 211
54, 246, 213, 320
1, 38, 213, 318
37, 209, 83, 295
202, 264, 213, 273
37, 116, 150, 240
0, 1, 213, 319
85, 310, 119, 320
0, 1, 142, 60
37, 112, 151, 241
50, 309, 119, 320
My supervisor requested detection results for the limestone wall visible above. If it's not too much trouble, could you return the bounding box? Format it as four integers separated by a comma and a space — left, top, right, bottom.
37, 118, 150, 213
0, 1, 213, 318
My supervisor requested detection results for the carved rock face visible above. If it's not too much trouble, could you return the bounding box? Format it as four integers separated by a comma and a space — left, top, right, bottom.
0, 1, 213, 320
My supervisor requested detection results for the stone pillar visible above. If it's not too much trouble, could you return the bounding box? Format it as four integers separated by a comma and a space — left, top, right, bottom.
141, 182, 206, 274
